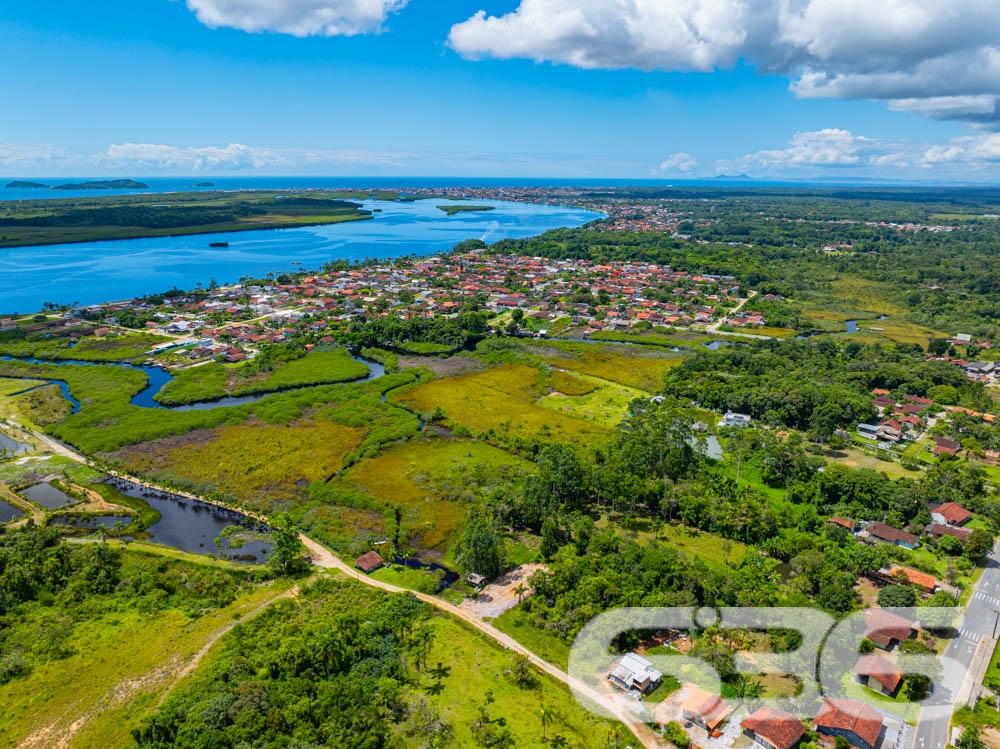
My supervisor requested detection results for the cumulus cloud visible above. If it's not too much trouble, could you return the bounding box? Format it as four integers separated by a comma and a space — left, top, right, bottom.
99, 142, 286, 171
448, 0, 1000, 125
659, 152, 699, 173
737, 128, 872, 168
184, 0, 408, 37
922, 133, 1000, 165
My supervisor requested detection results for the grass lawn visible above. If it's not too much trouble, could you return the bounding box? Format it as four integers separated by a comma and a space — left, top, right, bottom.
493, 609, 572, 672
370, 564, 443, 594
824, 447, 923, 479
842, 673, 923, 724
0, 578, 292, 748
397, 364, 611, 448
594, 514, 748, 569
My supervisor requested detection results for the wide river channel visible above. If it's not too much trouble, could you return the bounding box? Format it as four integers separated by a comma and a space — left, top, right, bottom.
0, 197, 599, 313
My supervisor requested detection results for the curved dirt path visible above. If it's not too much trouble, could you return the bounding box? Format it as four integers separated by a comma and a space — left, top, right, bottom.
300, 536, 664, 749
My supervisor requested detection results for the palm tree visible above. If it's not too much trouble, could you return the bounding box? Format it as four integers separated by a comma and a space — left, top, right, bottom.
513, 583, 528, 604
540, 706, 552, 742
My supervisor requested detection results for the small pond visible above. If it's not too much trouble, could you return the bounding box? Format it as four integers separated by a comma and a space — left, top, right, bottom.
105, 478, 272, 563
51, 515, 132, 530
22, 482, 76, 510
0, 500, 23, 524
0, 432, 32, 456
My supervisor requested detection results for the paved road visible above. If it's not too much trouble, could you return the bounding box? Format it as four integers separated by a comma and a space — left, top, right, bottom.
911, 540, 1000, 749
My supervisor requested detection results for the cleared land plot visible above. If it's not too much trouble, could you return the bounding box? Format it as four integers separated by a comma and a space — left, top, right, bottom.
396, 365, 611, 446
542, 341, 686, 391
824, 447, 923, 479
539, 372, 644, 428
341, 437, 530, 553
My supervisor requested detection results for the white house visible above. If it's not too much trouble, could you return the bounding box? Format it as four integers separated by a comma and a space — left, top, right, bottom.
723, 412, 752, 428
608, 652, 662, 693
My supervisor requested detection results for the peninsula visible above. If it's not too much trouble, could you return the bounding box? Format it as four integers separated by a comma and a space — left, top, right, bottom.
5, 181, 48, 189
52, 179, 150, 190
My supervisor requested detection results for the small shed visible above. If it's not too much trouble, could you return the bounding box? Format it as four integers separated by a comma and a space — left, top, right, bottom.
355, 551, 384, 573
466, 572, 487, 590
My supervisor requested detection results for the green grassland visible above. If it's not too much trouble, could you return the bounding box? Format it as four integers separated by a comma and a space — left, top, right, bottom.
106, 420, 365, 510
538, 372, 644, 428
396, 364, 611, 448
0, 376, 45, 396
154, 349, 369, 405
340, 437, 531, 554
0, 552, 291, 749
0, 190, 380, 248
0, 332, 171, 362
541, 340, 686, 392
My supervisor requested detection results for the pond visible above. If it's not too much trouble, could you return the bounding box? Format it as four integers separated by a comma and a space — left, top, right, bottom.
0, 432, 32, 456
50, 515, 132, 530
22, 482, 76, 510
0, 499, 23, 524
105, 478, 272, 563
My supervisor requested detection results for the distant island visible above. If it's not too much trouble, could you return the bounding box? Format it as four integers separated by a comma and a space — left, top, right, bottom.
437, 204, 496, 216
6, 181, 48, 189
195, 182, 215, 187
209, 242, 229, 248
52, 180, 150, 191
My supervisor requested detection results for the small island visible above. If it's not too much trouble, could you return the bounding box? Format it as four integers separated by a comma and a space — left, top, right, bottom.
6, 181, 49, 189
208, 242, 229, 248
195, 182, 215, 187
52, 180, 150, 191
437, 204, 496, 216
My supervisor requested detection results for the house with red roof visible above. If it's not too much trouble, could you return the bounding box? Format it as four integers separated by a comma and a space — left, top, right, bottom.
854, 654, 902, 696
742, 707, 805, 749
815, 698, 884, 749
930, 501, 971, 526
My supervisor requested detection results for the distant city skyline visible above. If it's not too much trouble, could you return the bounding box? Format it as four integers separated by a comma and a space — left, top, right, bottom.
2, 1, 999, 181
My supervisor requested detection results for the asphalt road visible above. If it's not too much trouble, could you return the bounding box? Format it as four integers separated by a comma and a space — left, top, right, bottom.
911, 540, 1000, 749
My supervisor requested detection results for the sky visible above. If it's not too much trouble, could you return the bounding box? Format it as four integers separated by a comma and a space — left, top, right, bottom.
2, 0, 999, 181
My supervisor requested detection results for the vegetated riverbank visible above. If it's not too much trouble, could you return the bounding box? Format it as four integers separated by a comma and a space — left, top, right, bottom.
0, 190, 377, 248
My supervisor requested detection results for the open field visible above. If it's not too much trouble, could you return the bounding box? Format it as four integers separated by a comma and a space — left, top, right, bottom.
541, 340, 686, 391
396, 364, 611, 448
341, 436, 531, 553
155, 349, 369, 405
824, 446, 924, 479
106, 420, 365, 510
539, 371, 644, 428
0, 560, 290, 749
0, 332, 171, 362
0, 376, 45, 396
0, 190, 377, 248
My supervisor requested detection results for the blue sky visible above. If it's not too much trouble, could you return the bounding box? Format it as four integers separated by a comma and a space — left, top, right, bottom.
2, 0, 999, 180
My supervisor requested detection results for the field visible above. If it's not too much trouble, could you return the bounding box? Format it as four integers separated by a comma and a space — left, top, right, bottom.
340, 437, 531, 553
0, 377, 45, 396
539, 371, 643, 428
541, 340, 686, 391
823, 446, 924, 479
106, 420, 365, 511
492, 608, 572, 671
0, 332, 171, 362
0, 190, 377, 248
420, 613, 633, 748
0, 556, 291, 749
155, 349, 369, 405
396, 364, 611, 447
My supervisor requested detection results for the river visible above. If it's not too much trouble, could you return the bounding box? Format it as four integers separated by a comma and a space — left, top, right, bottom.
0, 197, 599, 314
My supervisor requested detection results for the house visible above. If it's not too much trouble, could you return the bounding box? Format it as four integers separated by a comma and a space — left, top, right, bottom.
355, 551, 384, 573
864, 608, 916, 650
930, 501, 971, 526
722, 412, 752, 428
829, 517, 858, 532
854, 655, 902, 696
815, 697, 884, 749
607, 652, 662, 694
681, 688, 732, 731
465, 572, 487, 590
932, 438, 961, 458
857, 424, 880, 440
866, 522, 920, 549
742, 707, 805, 749
92, 326, 111, 337
884, 565, 938, 593
927, 524, 970, 544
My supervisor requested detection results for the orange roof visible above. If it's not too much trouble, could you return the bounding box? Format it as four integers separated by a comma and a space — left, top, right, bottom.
889, 565, 937, 592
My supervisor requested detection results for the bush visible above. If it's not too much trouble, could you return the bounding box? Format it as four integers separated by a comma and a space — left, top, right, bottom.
878, 585, 917, 607
664, 721, 690, 749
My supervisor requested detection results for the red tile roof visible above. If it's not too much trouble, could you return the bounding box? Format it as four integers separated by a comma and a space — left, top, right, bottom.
864, 608, 914, 648
742, 707, 805, 749
888, 565, 937, 592
355, 551, 384, 572
933, 501, 971, 525
854, 654, 902, 692
815, 698, 883, 748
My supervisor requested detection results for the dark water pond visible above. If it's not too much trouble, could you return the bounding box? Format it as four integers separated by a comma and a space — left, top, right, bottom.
22, 482, 75, 510
0, 500, 23, 523
106, 478, 272, 563
0, 432, 32, 456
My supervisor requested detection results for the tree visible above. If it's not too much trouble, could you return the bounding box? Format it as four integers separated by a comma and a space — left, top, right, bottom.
540, 705, 552, 741
878, 585, 917, 608
513, 583, 528, 604
967, 529, 993, 560
268, 514, 305, 576
457, 510, 506, 578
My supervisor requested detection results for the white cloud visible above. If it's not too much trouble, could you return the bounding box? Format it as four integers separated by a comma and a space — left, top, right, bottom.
99, 142, 286, 171
922, 133, 1000, 165
659, 152, 699, 173
448, 0, 1000, 125
184, 0, 408, 37
0, 143, 87, 171
738, 128, 871, 168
